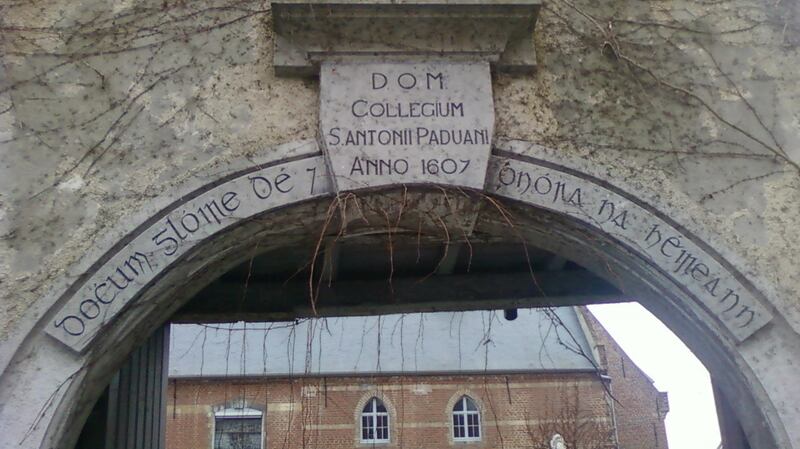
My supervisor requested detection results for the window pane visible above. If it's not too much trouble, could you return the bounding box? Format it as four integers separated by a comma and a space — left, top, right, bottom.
214, 417, 261, 449
362, 416, 372, 438
453, 414, 464, 438
378, 415, 388, 439
469, 424, 479, 438
362, 398, 389, 441
217, 418, 261, 433
454, 398, 464, 412
465, 398, 477, 411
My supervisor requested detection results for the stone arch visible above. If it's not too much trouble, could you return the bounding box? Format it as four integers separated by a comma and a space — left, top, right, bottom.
0, 139, 796, 449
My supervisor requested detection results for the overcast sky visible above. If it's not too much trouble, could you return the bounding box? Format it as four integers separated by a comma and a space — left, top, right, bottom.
587, 303, 721, 449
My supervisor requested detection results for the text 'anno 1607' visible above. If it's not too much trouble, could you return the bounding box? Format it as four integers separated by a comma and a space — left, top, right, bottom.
319, 61, 495, 192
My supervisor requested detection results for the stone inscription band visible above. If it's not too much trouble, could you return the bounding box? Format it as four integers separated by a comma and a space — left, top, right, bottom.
45, 144, 772, 352
487, 154, 771, 342
47, 154, 332, 352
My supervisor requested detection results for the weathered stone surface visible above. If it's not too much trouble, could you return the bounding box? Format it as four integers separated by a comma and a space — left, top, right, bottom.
486, 154, 772, 342
271, 0, 541, 76
320, 61, 494, 192
47, 154, 332, 352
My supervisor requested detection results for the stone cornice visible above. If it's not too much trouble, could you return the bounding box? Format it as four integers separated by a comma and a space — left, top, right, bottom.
270, 0, 542, 76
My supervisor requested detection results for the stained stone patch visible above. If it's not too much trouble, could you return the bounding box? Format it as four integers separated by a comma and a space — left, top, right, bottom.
319, 61, 494, 192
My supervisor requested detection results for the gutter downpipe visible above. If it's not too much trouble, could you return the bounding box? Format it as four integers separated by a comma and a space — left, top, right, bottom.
574, 307, 621, 449
601, 373, 621, 449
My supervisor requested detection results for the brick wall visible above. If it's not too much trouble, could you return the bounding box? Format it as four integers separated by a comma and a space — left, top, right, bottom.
579, 308, 670, 449
166, 373, 616, 449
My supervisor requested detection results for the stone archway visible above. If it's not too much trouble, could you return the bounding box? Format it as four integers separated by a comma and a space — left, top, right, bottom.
0, 139, 796, 449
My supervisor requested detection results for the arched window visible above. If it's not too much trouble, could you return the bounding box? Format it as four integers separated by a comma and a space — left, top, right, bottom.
452, 396, 480, 441
361, 397, 390, 443
214, 407, 263, 449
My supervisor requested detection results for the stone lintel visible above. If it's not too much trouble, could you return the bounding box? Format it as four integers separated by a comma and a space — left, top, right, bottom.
270, 0, 542, 76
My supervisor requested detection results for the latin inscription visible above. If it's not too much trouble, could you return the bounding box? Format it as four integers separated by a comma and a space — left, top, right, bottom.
488, 156, 772, 342
319, 61, 494, 192
47, 156, 332, 351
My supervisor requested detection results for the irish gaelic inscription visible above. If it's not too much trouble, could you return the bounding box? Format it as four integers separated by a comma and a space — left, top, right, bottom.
46, 154, 332, 352
487, 155, 772, 342
319, 61, 494, 192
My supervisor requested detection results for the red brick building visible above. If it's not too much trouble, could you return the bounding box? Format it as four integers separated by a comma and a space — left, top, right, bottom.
165, 308, 669, 449
580, 308, 671, 449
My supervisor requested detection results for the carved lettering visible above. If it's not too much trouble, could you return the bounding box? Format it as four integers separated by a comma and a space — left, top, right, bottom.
534, 175, 552, 195
79, 300, 100, 320
307, 166, 318, 194
597, 199, 628, 230
736, 307, 756, 328
704, 277, 721, 297
249, 175, 273, 199
372, 73, 387, 90
566, 188, 582, 207
498, 165, 516, 187
553, 181, 566, 204
275, 173, 293, 193
94, 282, 115, 305
645, 224, 662, 249
221, 192, 240, 213
488, 157, 772, 341
54, 315, 85, 336
720, 289, 740, 312
124, 252, 152, 276
690, 263, 710, 281
49, 156, 332, 348
320, 62, 493, 191
152, 227, 179, 256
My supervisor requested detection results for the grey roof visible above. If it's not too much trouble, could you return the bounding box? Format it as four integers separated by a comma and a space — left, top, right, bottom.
168, 307, 598, 377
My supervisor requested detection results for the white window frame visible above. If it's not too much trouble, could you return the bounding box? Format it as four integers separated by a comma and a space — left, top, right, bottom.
452, 396, 481, 442
213, 407, 264, 449
360, 397, 390, 444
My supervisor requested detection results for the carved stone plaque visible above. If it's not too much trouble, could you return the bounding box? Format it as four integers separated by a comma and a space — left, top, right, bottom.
319, 61, 494, 192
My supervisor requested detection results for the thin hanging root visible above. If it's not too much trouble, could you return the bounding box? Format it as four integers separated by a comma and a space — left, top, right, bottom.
438, 185, 475, 272
601, 253, 627, 295
416, 216, 423, 264
308, 196, 341, 315
395, 185, 408, 228
348, 192, 371, 226
478, 193, 546, 297
462, 227, 474, 272
481, 191, 616, 363
417, 212, 451, 282
239, 234, 264, 307
381, 206, 396, 294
